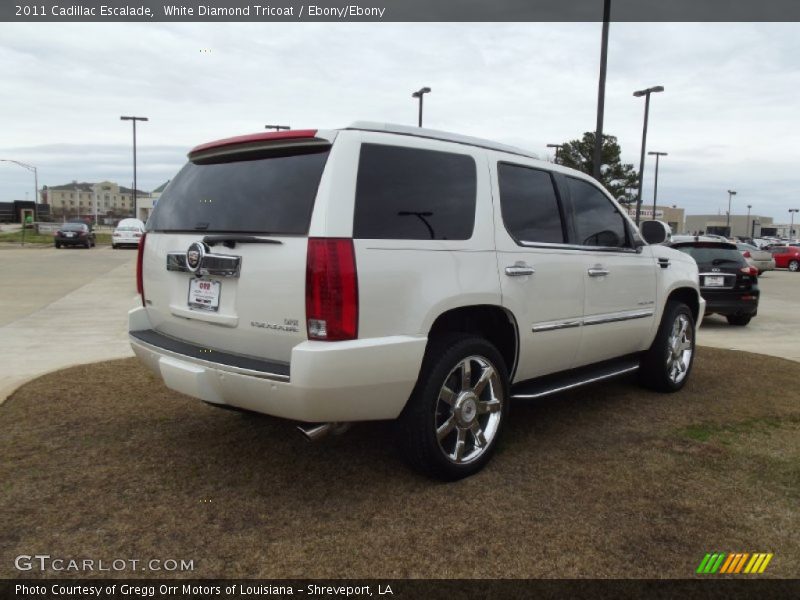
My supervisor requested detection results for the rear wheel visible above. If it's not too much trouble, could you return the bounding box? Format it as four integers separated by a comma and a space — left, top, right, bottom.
727, 314, 752, 326
789, 260, 799, 272
54, 242, 61, 249
639, 301, 695, 392
397, 334, 509, 480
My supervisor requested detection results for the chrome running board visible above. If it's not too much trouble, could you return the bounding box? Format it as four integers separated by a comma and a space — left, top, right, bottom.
511, 355, 640, 400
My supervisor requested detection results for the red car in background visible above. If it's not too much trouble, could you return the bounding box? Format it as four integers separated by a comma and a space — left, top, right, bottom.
770, 246, 800, 271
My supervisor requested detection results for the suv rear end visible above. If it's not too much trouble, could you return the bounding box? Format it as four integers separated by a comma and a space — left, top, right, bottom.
670, 239, 759, 326
129, 129, 427, 422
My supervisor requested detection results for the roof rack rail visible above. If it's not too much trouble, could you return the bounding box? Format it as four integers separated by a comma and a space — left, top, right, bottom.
345, 121, 540, 161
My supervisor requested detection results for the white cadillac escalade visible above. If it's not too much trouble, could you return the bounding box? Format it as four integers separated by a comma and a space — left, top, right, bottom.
129, 122, 704, 480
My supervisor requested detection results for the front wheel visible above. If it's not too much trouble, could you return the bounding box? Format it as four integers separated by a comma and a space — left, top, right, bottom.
639, 301, 695, 393
397, 334, 509, 481
789, 260, 799, 272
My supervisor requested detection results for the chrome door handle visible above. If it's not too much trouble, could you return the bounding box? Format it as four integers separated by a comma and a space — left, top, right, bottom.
587, 266, 609, 277
505, 263, 535, 277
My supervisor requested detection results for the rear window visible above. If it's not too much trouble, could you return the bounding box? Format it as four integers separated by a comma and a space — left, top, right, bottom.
61, 223, 87, 231
147, 148, 330, 234
353, 144, 477, 240
674, 244, 746, 265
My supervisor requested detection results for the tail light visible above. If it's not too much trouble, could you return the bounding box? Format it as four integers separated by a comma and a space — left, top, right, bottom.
740, 266, 758, 276
136, 232, 147, 306
742, 251, 751, 258
305, 238, 358, 341
79, 231, 87, 237
53, 231, 60, 236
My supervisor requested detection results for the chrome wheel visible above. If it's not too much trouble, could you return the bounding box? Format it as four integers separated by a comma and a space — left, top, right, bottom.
435, 355, 503, 465
666, 313, 693, 384
789, 260, 799, 272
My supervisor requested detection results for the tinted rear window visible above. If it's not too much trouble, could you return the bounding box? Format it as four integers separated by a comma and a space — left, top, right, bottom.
148, 148, 330, 234
674, 245, 746, 265
497, 162, 565, 244
353, 144, 477, 240
61, 223, 87, 231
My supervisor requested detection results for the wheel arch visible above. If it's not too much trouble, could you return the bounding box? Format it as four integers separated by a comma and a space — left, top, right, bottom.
666, 287, 701, 323
426, 304, 519, 380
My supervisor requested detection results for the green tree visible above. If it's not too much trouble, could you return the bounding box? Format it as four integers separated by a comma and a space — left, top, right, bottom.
556, 132, 639, 204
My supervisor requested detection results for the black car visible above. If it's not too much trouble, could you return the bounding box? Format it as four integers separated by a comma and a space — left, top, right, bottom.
669, 239, 759, 326
54, 222, 96, 249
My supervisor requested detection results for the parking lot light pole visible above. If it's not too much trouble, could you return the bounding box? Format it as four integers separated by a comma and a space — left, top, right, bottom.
746, 204, 752, 240
633, 85, 664, 226
265, 125, 290, 131
120, 116, 148, 221
648, 151, 667, 218
726, 189, 737, 236
411, 87, 431, 127
1, 159, 39, 221
790, 208, 799, 240
547, 143, 564, 164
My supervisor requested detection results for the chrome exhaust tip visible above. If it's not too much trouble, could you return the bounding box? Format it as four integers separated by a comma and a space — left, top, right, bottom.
296, 422, 350, 442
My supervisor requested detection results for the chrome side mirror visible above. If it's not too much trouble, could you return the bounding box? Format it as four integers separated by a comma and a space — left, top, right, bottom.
640, 220, 672, 245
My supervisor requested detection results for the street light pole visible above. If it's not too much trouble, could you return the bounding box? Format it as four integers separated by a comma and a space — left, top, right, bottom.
120, 116, 148, 220
265, 125, 290, 131
411, 87, 431, 127
726, 189, 737, 236
546, 143, 564, 164
1, 159, 39, 221
790, 208, 799, 240
633, 85, 664, 226
648, 151, 667, 218
592, 0, 611, 180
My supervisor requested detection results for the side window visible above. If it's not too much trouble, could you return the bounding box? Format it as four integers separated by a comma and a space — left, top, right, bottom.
497, 162, 565, 244
353, 144, 477, 240
567, 177, 629, 248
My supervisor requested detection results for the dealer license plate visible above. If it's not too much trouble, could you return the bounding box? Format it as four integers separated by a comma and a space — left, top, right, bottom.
188, 279, 220, 311
704, 275, 725, 287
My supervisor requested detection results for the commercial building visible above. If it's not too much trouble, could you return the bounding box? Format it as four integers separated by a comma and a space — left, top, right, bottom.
42, 181, 149, 220
683, 214, 773, 238
136, 180, 169, 222
624, 204, 685, 234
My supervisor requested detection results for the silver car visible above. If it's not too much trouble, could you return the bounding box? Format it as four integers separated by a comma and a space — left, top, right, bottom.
737, 243, 775, 274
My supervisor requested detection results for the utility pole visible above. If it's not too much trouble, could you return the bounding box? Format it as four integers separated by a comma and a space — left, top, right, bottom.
592, 0, 611, 180
120, 116, 148, 221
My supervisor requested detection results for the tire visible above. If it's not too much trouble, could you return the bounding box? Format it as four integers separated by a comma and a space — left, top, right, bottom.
54, 243, 61, 249
789, 260, 799, 272
112, 244, 117, 249
397, 334, 509, 481
727, 314, 751, 326
639, 301, 695, 393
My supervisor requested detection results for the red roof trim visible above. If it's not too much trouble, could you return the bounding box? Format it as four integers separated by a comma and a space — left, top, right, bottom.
190, 129, 319, 154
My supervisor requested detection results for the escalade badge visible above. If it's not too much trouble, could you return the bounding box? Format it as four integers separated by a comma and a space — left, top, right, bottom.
186, 241, 206, 272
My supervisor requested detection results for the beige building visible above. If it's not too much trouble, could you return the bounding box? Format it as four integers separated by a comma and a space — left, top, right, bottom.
136, 180, 170, 222
683, 214, 773, 238
625, 204, 685, 234
44, 181, 149, 219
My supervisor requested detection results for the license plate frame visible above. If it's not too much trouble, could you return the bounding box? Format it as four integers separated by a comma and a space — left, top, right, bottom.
704, 275, 725, 287
188, 278, 221, 311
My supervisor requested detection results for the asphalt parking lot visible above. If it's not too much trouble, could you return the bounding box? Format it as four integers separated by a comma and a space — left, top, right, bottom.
0, 246, 137, 401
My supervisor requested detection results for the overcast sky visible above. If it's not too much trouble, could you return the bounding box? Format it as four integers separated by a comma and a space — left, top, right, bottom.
1, 22, 799, 221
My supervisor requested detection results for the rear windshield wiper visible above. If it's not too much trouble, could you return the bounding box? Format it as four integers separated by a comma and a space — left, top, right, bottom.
202, 234, 283, 248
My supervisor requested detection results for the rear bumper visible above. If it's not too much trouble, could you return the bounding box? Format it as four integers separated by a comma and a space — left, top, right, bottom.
128, 307, 426, 422
702, 289, 759, 316
55, 237, 90, 245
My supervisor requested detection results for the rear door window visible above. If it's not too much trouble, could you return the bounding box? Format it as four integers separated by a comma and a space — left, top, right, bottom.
353, 143, 477, 240
147, 148, 330, 234
566, 177, 629, 248
497, 162, 565, 244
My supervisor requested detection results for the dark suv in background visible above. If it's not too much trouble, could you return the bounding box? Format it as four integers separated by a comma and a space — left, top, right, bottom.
670, 238, 759, 326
